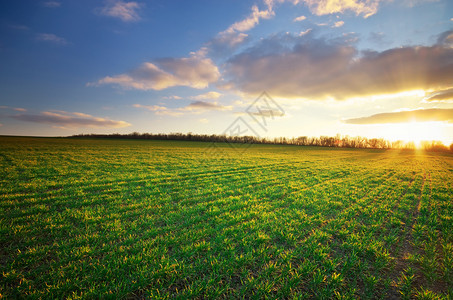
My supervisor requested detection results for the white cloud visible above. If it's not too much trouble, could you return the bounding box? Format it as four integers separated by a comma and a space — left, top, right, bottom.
9, 24, 29, 30
283, 0, 438, 19
162, 95, 183, 100
184, 101, 232, 112
42, 1, 61, 8
265, 0, 382, 18
0, 106, 27, 112
94, 63, 175, 90
98, 0, 143, 22
93, 0, 388, 94
293, 15, 307, 22
298, 29, 312, 36
133, 104, 167, 111
300, 0, 380, 18
12, 111, 131, 128
133, 103, 178, 115
208, 2, 275, 52
333, 21, 345, 27
91, 53, 220, 90
189, 92, 222, 100
209, 0, 383, 56
35, 33, 68, 45
211, 32, 249, 50
134, 101, 232, 116
224, 5, 274, 34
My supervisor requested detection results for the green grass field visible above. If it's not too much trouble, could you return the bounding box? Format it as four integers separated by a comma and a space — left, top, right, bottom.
1, 136, 452, 299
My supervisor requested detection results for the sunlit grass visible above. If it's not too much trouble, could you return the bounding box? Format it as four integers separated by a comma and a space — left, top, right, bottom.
1, 137, 452, 298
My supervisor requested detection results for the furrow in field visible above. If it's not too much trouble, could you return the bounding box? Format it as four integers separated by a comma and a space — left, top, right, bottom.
141, 165, 399, 256
0, 158, 364, 221
390, 172, 427, 296
0, 162, 310, 217
0, 161, 285, 196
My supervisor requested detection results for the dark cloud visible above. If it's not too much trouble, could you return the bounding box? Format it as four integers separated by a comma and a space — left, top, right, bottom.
224, 31, 453, 100
368, 32, 391, 47
437, 30, 453, 46
207, 32, 250, 58
12, 111, 131, 128
425, 88, 453, 102
344, 108, 453, 124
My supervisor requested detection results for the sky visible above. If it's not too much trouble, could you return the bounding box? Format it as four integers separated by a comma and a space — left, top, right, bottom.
1, 0, 453, 146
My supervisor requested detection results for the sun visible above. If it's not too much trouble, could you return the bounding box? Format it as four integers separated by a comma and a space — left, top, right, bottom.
378, 121, 451, 148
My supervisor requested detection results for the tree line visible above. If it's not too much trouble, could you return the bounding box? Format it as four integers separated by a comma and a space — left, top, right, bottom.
70, 132, 453, 153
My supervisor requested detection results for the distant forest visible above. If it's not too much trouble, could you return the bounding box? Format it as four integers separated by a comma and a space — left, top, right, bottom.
70, 132, 453, 153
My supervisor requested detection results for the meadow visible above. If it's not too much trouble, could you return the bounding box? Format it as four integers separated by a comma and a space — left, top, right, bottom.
1, 136, 452, 299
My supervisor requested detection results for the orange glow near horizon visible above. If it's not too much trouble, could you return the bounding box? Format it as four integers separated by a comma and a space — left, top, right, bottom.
375, 121, 452, 148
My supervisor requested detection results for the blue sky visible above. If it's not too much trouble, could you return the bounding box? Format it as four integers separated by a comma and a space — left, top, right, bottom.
1, 0, 452, 145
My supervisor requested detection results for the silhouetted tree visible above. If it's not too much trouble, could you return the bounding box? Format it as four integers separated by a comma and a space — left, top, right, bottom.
69, 132, 451, 152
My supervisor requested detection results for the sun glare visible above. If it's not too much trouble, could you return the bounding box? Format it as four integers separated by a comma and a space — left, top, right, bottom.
378, 122, 451, 148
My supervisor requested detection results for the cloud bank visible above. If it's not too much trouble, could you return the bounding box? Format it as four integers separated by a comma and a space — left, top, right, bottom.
92, 0, 446, 100
224, 32, 453, 100
12, 111, 131, 128
344, 108, 453, 124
